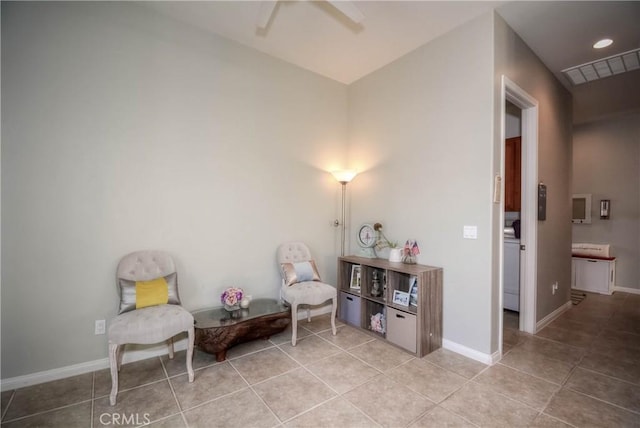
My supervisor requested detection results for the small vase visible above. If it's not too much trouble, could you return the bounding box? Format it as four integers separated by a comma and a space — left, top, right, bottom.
388, 248, 402, 262
224, 303, 240, 311
402, 255, 417, 264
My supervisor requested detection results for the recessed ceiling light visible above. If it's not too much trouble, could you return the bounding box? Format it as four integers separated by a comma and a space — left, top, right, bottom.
593, 38, 613, 49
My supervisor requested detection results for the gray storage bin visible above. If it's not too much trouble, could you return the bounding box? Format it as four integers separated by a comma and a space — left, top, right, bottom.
340, 291, 361, 327
386, 307, 417, 353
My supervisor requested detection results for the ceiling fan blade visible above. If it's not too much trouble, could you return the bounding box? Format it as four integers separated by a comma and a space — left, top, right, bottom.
326, 0, 364, 24
257, 1, 278, 30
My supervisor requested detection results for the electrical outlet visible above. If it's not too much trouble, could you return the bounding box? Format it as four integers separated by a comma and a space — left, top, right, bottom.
95, 319, 106, 335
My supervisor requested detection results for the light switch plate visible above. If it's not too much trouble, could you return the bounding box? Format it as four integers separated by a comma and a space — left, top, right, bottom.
463, 225, 478, 239
95, 319, 106, 335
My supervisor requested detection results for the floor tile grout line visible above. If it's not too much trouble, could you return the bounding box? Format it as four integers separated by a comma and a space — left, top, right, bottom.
0, 398, 94, 425
230, 317, 389, 426
438, 404, 482, 428
464, 377, 553, 417
227, 353, 285, 425
275, 395, 340, 426
90, 372, 95, 428
524, 334, 592, 359
494, 360, 567, 387
94, 377, 169, 401
160, 355, 186, 417
533, 346, 587, 426
1, 390, 16, 422
562, 383, 640, 416
538, 411, 581, 428
224, 343, 278, 362
416, 367, 483, 428
573, 363, 640, 387
176, 385, 250, 415
298, 362, 343, 397
504, 341, 585, 368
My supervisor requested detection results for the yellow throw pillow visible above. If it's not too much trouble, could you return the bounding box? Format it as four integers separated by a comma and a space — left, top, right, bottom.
118, 272, 180, 314
135, 277, 169, 309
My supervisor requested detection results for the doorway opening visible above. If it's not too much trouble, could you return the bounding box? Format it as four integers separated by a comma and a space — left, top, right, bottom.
503, 101, 522, 331
500, 76, 539, 356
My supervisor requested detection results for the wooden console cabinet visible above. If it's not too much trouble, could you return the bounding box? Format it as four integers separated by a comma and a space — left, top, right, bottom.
337, 256, 443, 357
505, 137, 521, 212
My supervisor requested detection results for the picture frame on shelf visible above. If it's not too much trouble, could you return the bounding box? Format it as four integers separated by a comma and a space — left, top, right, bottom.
392, 290, 410, 306
409, 276, 418, 306
350, 265, 361, 290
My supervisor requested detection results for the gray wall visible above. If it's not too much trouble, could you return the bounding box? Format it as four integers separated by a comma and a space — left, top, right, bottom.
572, 113, 640, 290
348, 13, 496, 354
2, 2, 348, 378
574, 70, 640, 125
494, 14, 573, 324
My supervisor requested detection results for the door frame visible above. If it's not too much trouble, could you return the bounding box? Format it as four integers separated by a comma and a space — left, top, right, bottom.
500, 76, 539, 341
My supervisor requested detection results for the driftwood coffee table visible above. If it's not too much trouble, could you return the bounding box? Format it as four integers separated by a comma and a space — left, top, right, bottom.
193, 298, 291, 361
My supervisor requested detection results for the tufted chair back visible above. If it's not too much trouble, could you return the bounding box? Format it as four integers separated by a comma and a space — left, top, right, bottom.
276, 242, 312, 265
117, 250, 176, 282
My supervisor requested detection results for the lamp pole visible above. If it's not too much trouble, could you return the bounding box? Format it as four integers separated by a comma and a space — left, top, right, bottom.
339, 181, 347, 256
331, 170, 357, 257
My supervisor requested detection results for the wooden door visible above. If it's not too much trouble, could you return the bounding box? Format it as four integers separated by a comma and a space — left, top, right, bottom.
505, 137, 521, 212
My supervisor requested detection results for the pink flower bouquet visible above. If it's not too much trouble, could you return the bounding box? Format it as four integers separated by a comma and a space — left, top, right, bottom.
221, 287, 244, 308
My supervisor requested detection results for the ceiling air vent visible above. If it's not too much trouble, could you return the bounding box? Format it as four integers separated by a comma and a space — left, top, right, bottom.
562, 48, 640, 85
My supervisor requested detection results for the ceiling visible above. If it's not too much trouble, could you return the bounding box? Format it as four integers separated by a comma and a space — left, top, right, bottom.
144, 1, 640, 92
496, 1, 640, 90
145, 1, 504, 84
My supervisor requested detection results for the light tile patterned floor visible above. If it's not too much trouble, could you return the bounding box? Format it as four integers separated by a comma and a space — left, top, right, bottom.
2, 292, 639, 427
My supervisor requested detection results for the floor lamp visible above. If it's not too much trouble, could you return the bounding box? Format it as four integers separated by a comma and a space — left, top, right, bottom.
332, 170, 357, 256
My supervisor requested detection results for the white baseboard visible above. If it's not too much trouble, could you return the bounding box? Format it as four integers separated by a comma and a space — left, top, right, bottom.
536, 301, 572, 332
1, 304, 334, 392
1, 338, 188, 392
614, 286, 640, 295
442, 339, 498, 365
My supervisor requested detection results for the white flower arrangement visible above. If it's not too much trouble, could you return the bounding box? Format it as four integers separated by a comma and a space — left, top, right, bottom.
221, 287, 244, 307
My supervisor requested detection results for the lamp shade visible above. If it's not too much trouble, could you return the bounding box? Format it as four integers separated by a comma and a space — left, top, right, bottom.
331, 170, 357, 184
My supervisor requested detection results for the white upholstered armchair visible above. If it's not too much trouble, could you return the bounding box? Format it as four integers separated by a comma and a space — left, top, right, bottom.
276, 242, 337, 345
108, 250, 194, 405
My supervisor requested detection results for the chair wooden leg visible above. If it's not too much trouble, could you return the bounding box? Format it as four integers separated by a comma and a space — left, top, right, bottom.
330, 296, 337, 336
186, 326, 195, 383
307, 307, 311, 323
116, 344, 124, 371
291, 303, 299, 346
108, 343, 119, 406
168, 337, 174, 360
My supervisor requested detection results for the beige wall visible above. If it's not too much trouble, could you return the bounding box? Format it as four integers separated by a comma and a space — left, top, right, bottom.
348, 13, 496, 354
572, 113, 640, 290
494, 14, 573, 323
1, 2, 348, 378
2, 3, 579, 381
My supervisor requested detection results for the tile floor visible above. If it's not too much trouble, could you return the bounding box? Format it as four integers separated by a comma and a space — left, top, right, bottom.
1, 291, 639, 427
